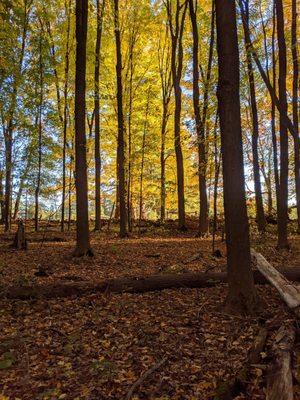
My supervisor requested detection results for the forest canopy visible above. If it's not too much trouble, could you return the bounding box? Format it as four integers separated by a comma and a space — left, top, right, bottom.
1, 0, 297, 231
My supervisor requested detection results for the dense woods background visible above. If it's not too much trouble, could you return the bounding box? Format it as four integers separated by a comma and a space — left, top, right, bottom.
0, 0, 297, 236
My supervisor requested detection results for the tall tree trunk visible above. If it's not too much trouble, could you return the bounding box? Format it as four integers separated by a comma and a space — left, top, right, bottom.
291, 0, 300, 232
4, 0, 30, 231
271, 4, 280, 214
212, 113, 220, 254
14, 178, 25, 221
275, 0, 289, 249
68, 144, 74, 231
216, 0, 259, 314
61, 0, 72, 232
261, 151, 273, 216
160, 103, 170, 223
94, 0, 105, 231
114, 0, 127, 237
4, 134, 12, 231
24, 188, 28, 222
240, 0, 266, 232
0, 167, 4, 223
189, 0, 212, 235
259, 0, 275, 217
158, 30, 172, 223
73, 0, 93, 256
127, 37, 134, 232
35, 33, 44, 232
166, 0, 187, 231
160, 107, 167, 223
267, 151, 273, 215
138, 90, 150, 229
198, 0, 215, 235
127, 88, 132, 229
13, 154, 31, 220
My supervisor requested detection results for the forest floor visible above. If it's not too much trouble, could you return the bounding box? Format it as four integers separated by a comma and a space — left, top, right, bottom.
0, 219, 300, 399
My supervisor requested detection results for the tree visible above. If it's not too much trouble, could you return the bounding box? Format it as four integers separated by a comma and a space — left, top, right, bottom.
271, 3, 280, 214
94, 0, 105, 231
275, 0, 289, 249
165, 0, 187, 231
73, 0, 93, 256
189, 0, 215, 235
3, 0, 31, 231
61, 0, 72, 232
34, 26, 44, 232
240, 0, 266, 233
138, 88, 151, 228
291, 0, 299, 233
215, 0, 259, 313
114, 0, 127, 237
158, 27, 172, 223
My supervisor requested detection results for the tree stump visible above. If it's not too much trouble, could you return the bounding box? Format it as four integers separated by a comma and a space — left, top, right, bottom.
12, 221, 28, 250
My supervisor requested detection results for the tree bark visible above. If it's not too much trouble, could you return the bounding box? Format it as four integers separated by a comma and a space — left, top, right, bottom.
291, 0, 300, 233
266, 325, 295, 400
138, 90, 150, 230
158, 29, 172, 223
34, 30, 44, 232
4, 0, 30, 231
198, 1, 215, 235
240, 0, 266, 233
73, 0, 93, 256
68, 143, 74, 231
5, 266, 300, 300
160, 105, 167, 223
114, 0, 127, 237
94, 0, 105, 231
189, 0, 213, 235
275, 0, 289, 249
216, 0, 259, 314
0, 167, 5, 223
165, 0, 187, 231
13, 154, 31, 220
126, 28, 137, 233
61, 0, 72, 232
212, 113, 220, 254
271, 5, 280, 213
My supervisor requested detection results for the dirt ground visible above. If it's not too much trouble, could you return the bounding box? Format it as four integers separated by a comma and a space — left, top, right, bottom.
0, 220, 300, 399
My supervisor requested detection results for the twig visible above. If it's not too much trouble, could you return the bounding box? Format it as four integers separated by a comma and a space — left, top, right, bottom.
126, 357, 167, 400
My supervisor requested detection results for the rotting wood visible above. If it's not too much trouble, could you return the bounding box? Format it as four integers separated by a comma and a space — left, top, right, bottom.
251, 249, 300, 310
250, 250, 297, 399
266, 324, 295, 400
249, 327, 268, 364
4, 267, 300, 300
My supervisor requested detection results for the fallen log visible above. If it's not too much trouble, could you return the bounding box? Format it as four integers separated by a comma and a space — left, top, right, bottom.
251, 251, 297, 399
266, 324, 295, 400
3, 267, 300, 300
249, 327, 268, 365
251, 249, 300, 309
